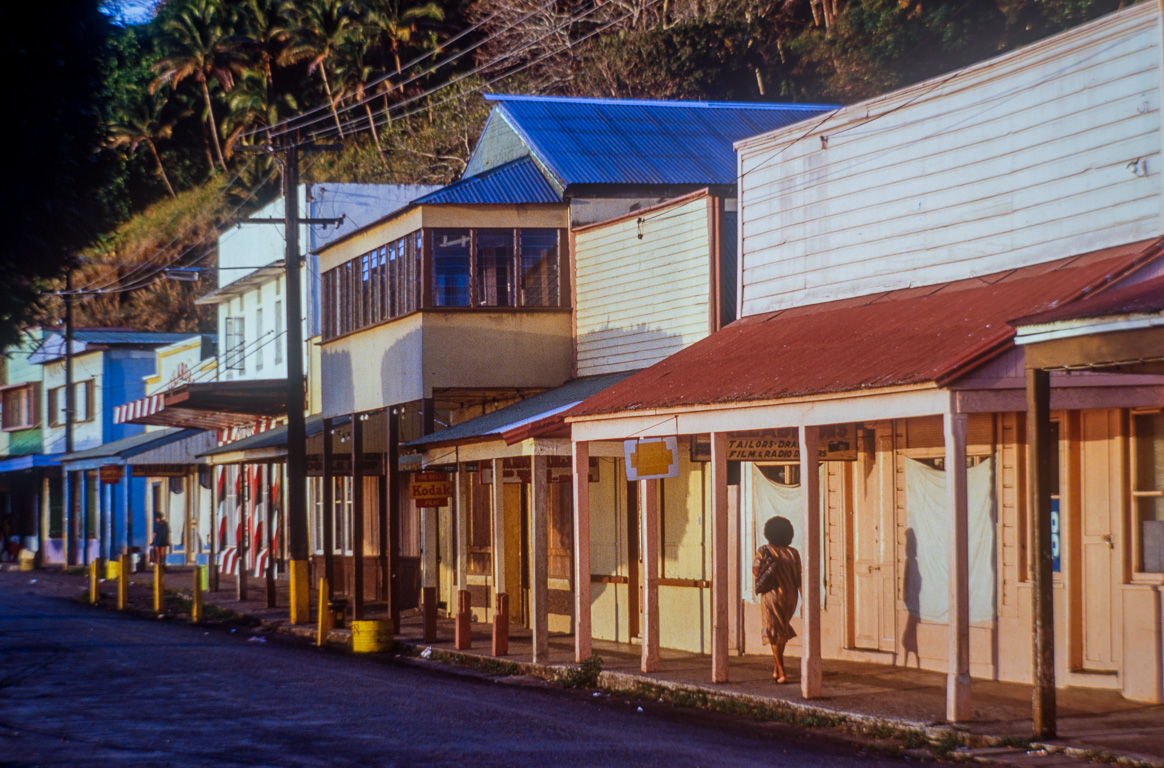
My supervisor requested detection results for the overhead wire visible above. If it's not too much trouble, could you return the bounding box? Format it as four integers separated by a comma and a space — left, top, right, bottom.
256, 0, 569, 141
307, 0, 648, 143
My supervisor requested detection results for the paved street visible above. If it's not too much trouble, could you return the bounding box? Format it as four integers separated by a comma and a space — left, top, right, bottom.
0, 579, 907, 768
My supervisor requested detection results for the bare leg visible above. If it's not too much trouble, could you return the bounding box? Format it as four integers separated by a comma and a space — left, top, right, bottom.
774, 640, 788, 683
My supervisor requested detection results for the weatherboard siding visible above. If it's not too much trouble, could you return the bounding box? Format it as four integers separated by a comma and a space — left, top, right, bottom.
737, 2, 1163, 317
575, 196, 712, 376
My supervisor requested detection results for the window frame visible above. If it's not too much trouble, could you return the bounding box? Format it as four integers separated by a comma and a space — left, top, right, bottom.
0, 383, 39, 431
1130, 408, 1164, 580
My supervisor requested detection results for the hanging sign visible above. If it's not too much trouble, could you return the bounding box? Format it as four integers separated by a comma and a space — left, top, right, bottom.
624, 437, 680, 481
410, 472, 452, 507
99, 465, 125, 484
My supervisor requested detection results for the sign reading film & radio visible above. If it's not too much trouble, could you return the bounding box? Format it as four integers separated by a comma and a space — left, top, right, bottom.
409, 472, 452, 507
693, 425, 857, 463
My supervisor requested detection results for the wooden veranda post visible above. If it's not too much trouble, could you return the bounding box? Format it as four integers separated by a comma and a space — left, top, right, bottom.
1027, 367, 1057, 738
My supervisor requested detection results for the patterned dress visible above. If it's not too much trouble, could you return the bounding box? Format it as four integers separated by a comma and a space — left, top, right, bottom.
753, 545, 802, 645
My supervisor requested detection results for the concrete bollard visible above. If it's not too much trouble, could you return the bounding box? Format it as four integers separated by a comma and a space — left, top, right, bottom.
89, 559, 100, 605
192, 566, 204, 623
455, 589, 472, 650
492, 592, 509, 657
317, 577, 330, 648
118, 554, 129, 610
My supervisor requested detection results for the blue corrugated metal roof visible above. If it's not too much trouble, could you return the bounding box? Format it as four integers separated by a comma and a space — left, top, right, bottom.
60, 428, 202, 466
411, 157, 561, 206
481, 94, 837, 188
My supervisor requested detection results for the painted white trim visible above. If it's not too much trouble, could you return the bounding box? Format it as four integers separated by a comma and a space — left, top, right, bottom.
1015, 314, 1164, 344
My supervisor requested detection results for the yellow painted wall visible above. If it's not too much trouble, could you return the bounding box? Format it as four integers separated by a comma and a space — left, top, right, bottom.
320, 310, 573, 416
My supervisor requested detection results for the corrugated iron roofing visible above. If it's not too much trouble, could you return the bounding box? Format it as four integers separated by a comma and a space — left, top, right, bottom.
406, 372, 635, 449
60, 428, 200, 464
485, 94, 836, 188
570, 239, 1164, 418
1016, 272, 1164, 326
411, 157, 561, 206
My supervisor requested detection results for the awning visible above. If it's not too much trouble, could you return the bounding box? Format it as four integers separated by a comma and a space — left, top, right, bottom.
115, 379, 289, 430
569, 238, 1164, 420
197, 414, 329, 465
0, 454, 61, 474
60, 428, 204, 471
406, 372, 635, 450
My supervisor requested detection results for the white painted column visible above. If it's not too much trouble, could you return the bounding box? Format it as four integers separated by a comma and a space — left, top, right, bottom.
531, 454, 549, 663
40, 476, 50, 559
799, 425, 822, 699
641, 478, 660, 673
711, 432, 730, 683
456, 466, 471, 593
491, 458, 507, 607
944, 411, 971, 722
572, 440, 592, 663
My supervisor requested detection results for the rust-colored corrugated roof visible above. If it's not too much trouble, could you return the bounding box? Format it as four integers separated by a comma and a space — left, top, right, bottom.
1016, 272, 1164, 327
570, 239, 1164, 418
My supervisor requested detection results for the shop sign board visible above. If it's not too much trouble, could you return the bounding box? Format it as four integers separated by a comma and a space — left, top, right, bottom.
692, 425, 858, 463
624, 437, 680, 481
410, 472, 452, 507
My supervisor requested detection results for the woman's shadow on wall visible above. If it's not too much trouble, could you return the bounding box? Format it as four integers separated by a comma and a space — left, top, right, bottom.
902, 528, 922, 669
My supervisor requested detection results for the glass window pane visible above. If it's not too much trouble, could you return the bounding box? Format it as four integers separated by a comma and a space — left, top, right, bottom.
520, 229, 559, 307
432, 229, 470, 307
1134, 412, 1164, 572
476, 229, 515, 307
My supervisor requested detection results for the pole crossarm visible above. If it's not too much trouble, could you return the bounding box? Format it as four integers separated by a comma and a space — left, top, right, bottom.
235, 216, 345, 226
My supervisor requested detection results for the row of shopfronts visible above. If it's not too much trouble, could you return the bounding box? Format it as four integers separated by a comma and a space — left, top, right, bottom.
3, 2, 1162, 729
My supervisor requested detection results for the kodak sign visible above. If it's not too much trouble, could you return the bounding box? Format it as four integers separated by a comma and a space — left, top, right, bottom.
410, 472, 452, 507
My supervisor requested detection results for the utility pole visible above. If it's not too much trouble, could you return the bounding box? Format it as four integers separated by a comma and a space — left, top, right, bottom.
64, 271, 77, 566
240, 139, 341, 624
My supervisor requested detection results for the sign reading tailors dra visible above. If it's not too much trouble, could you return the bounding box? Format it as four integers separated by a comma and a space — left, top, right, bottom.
409, 472, 452, 507
624, 436, 680, 481
692, 425, 858, 463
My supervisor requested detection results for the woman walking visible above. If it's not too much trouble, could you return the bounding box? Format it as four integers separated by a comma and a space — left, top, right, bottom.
753, 516, 802, 683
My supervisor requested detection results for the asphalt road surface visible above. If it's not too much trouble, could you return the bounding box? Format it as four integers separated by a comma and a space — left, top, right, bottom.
0, 579, 910, 768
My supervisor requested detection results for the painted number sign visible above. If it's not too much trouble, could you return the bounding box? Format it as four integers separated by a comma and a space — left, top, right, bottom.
410, 472, 452, 507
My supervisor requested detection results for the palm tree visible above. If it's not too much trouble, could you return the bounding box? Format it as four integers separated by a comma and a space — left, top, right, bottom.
234, 0, 287, 95
152, 0, 244, 172
333, 32, 384, 155
225, 69, 298, 150
107, 86, 180, 198
280, 0, 358, 138
363, 0, 445, 81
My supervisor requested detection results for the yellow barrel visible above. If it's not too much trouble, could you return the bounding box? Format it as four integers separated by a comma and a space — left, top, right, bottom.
18, 550, 35, 571
105, 560, 120, 580
351, 620, 394, 653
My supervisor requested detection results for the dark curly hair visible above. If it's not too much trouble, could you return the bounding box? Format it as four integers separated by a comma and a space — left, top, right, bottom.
763, 516, 794, 547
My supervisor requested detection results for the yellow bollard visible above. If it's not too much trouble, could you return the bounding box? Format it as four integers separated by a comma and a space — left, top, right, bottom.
289, 559, 311, 625
192, 566, 204, 623
316, 577, 329, 648
153, 561, 164, 613
89, 559, 99, 605
118, 554, 129, 610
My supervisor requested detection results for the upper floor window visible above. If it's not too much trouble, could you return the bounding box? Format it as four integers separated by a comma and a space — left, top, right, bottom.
274, 301, 284, 364
1, 384, 38, 431
48, 380, 94, 427
1132, 410, 1164, 574
322, 227, 564, 341
255, 308, 264, 372
225, 317, 246, 372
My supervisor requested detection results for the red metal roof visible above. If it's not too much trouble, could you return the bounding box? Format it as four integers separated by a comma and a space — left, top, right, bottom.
570, 239, 1164, 418
1016, 272, 1164, 326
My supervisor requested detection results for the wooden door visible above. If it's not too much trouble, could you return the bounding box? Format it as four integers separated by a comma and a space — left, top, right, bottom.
1078, 410, 1122, 672
849, 432, 896, 651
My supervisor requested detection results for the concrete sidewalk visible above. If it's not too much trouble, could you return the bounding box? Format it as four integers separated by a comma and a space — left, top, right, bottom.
29, 566, 1164, 768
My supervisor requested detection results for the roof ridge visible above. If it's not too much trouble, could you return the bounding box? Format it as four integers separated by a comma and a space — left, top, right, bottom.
484, 93, 838, 111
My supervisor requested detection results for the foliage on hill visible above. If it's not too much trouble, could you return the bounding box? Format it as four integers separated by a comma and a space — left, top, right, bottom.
15, 0, 1135, 342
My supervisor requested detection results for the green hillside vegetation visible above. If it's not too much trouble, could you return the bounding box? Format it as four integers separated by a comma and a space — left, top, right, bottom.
14, 0, 1134, 341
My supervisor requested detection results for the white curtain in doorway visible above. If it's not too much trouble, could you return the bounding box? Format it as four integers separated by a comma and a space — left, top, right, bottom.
903, 457, 996, 624
746, 464, 826, 612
